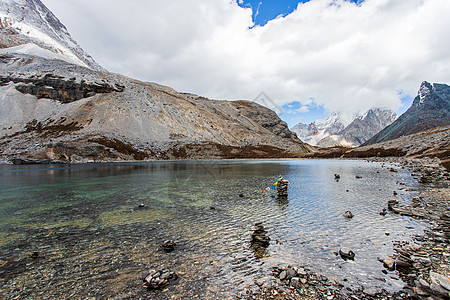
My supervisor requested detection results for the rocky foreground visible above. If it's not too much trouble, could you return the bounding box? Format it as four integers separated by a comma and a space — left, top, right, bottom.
243, 157, 450, 300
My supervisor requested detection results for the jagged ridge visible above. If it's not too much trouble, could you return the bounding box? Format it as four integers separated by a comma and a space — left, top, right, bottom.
291, 109, 397, 147
365, 81, 450, 145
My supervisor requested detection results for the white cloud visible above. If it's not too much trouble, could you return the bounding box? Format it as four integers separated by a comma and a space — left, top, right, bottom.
42, 0, 450, 115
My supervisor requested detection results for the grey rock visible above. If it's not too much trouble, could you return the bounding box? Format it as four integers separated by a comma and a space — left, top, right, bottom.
339, 248, 355, 260
290, 277, 300, 288
279, 270, 288, 281
363, 286, 379, 296
297, 267, 307, 277
430, 271, 450, 291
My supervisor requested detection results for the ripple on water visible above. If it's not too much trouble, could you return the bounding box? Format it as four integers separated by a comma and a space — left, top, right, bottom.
0, 160, 427, 298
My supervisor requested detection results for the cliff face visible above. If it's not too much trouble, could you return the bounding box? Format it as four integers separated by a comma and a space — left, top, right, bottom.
0, 53, 312, 162
365, 81, 450, 145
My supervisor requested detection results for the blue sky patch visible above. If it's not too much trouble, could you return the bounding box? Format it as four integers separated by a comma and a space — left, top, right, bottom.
237, 0, 362, 26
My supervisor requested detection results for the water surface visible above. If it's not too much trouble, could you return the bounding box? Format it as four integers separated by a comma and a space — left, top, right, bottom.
0, 159, 426, 299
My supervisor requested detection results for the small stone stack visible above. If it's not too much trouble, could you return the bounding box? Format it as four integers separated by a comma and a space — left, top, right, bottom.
250, 222, 270, 259
277, 177, 289, 198
143, 269, 178, 290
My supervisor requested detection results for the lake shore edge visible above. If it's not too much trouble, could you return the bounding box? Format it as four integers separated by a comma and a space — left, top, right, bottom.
245, 156, 450, 300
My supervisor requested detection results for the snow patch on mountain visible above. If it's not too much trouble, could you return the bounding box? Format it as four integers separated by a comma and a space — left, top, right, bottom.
291, 111, 358, 146
0, 43, 88, 68
0, 0, 104, 71
291, 108, 398, 147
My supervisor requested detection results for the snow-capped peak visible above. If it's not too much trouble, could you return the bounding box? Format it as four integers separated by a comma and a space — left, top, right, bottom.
0, 0, 104, 71
291, 108, 398, 147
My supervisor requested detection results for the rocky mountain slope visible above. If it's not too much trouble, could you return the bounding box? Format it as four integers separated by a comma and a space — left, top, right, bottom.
343, 125, 450, 164
291, 109, 397, 147
0, 0, 314, 163
365, 81, 450, 145
0, 53, 312, 162
0, 0, 104, 71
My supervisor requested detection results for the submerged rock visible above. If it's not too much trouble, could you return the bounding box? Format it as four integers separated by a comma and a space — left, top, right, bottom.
135, 203, 149, 210
251, 222, 270, 258
388, 199, 399, 210
161, 240, 176, 252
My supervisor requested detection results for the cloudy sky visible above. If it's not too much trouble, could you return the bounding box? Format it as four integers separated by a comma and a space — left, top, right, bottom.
42, 0, 450, 126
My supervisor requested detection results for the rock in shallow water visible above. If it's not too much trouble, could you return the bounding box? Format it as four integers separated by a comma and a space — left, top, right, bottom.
343, 211, 354, 218
161, 240, 176, 252
339, 248, 355, 260
143, 269, 178, 290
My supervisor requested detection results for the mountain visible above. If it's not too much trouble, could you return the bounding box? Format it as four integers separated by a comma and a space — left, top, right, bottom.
304, 125, 450, 171
317, 108, 398, 147
291, 111, 356, 146
365, 81, 450, 145
291, 109, 397, 147
0, 1, 312, 163
0, 0, 104, 71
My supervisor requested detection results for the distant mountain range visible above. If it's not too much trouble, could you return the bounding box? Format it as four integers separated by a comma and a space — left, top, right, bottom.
291, 108, 398, 147
364, 81, 450, 145
0, 0, 312, 163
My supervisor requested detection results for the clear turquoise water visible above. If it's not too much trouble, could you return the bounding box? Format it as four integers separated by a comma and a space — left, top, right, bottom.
0, 159, 426, 299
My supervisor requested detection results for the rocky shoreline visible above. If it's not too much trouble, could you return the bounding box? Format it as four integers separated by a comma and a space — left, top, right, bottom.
244, 157, 450, 300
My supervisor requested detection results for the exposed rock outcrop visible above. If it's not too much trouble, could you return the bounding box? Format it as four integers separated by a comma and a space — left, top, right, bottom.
0, 72, 124, 102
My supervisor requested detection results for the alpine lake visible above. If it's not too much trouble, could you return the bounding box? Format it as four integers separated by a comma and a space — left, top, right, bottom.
0, 159, 427, 299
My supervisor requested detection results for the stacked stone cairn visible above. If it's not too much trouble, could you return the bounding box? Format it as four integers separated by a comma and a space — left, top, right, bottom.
143, 269, 178, 290
277, 177, 289, 198
251, 222, 270, 259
